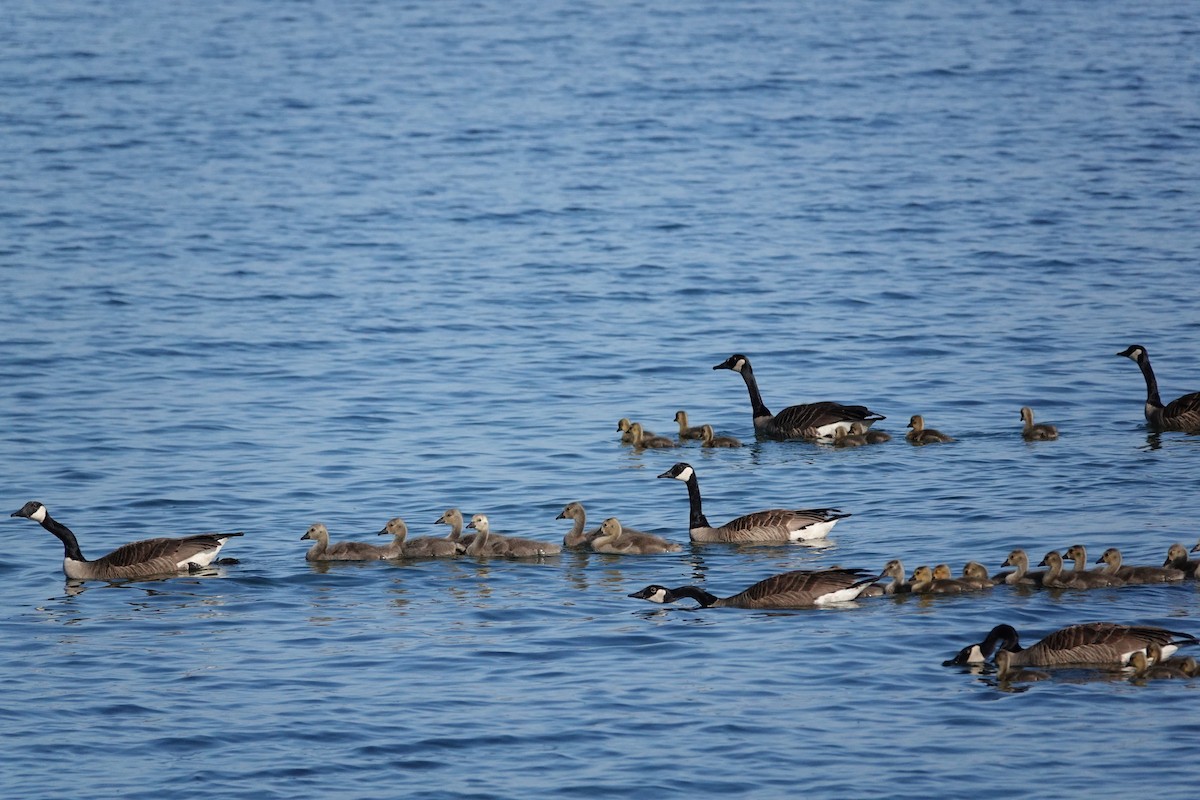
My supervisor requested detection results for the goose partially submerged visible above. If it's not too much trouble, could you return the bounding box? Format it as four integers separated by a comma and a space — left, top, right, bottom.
377, 517, 461, 558
628, 567, 879, 609
712, 353, 884, 440
994, 650, 1051, 683
11, 501, 242, 581
1128, 647, 1199, 680
1020, 407, 1058, 441
944, 622, 1197, 667
657, 462, 849, 543
591, 517, 681, 555
302, 523, 391, 562
1116, 344, 1200, 432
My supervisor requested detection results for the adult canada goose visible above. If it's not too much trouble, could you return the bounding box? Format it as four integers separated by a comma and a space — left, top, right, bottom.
629, 422, 678, 449
699, 424, 742, 448
905, 415, 954, 444
1039, 550, 1121, 589
1163, 543, 1200, 578
997, 549, 1044, 586
960, 561, 995, 590
466, 514, 561, 558
1116, 344, 1200, 432
831, 427, 866, 448
944, 622, 1197, 667
851, 421, 891, 444
11, 501, 242, 581
657, 462, 849, 543
377, 517, 462, 558
591, 517, 682, 555
302, 523, 392, 562
673, 410, 707, 441
993, 650, 1051, 683
712, 353, 884, 440
628, 567, 879, 609
1096, 547, 1185, 584
1020, 407, 1058, 441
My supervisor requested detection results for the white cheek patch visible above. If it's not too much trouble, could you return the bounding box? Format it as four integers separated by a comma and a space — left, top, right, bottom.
648, 588, 669, 603
30, 505, 48, 523
676, 466, 694, 482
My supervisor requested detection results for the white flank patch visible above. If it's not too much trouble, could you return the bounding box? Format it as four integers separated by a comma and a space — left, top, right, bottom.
815, 585, 870, 605
178, 543, 224, 570
788, 519, 837, 541
814, 421, 853, 439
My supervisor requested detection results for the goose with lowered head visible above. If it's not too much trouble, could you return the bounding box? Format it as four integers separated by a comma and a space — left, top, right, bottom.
712, 353, 883, 440
944, 622, 1197, 667
657, 462, 849, 543
628, 567, 879, 609
11, 500, 242, 581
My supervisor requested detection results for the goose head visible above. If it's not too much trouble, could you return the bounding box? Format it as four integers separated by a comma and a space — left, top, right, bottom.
911, 565, 933, 583
1096, 547, 1122, 568
1064, 544, 1087, 566
849, 422, 868, 435
556, 502, 584, 521
628, 422, 646, 443
674, 410, 689, 425
1128, 650, 1150, 676
1192, 539, 1200, 554
628, 584, 675, 603
657, 462, 694, 482
962, 561, 989, 580
617, 418, 632, 433
1002, 549, 1029, 569
11, 501, 48, 523
1020, 407, 1035, 424
1038, 551, 1064, 570
434, 508, 463, 527
943, 623, 1021, 666
1117, 344, 1146, 362
881, 559, 906, 582
907, 415, 925, 431
713, 354, 749, 373
1165, 543, 1189, 567
932, 564, 953, 580
377, 517, 408, 539
467, 514, 490, 534
301, 523, 328, 542
599, 517, 623, 538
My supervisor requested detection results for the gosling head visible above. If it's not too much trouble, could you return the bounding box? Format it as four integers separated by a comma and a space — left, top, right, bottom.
301, 523, 328, 541
556, 502, 584, 521
434, 508, 462, 526
378, 517, 407, 538
907, 415, 924, 430
599, 517, 623, 537
467, 514, 490, 533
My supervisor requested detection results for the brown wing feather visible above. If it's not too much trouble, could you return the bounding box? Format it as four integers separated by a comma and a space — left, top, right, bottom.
1024, 623, 1184, 665
94, 534, 233, 568
723, 568, 873, 608
770, 402, 881, 438
1162, 391, 1200, 430
717, 508, 846, 542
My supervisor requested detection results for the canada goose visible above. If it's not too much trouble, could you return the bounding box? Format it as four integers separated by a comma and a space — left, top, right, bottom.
699, 424, 742, 448
617, 418, 637, 444
628, 567, 879, 609
997, 548, 1044, 586
629, 422, 678, 449
1128, 647, 1198, 680
859, 559, 909, 597
1096, 547, 1185, 584
556, 501, 599, 549
377, 517, 462, 558
591, 517, 682, 555
905, 415, 954, 444
1020, 407, 1058, 441
994, 650, 1051, 683
673, 410, 707, 440
851, 421, 891, 444
1145, 642, 1200, 677
301, 523, 391, 562
11, 501, 242, 581
1163, 543, 1200, 578
466, 514, 561, 558
1117, 345, 1200, 432
1061, 544, 1120, 584
1039, 550, 1121, 588
960, 561, 995, 589
657, 462, 849, 543
831, 427, 866, 448
909, 565, 968, 595
944, 622, 1197, 667
712, 353, 884, 440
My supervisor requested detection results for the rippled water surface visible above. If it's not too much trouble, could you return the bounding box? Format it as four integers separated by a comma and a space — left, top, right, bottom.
3, 1, 1200, 797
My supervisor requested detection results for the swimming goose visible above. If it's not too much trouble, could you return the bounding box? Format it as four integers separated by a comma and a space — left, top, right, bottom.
1020, 406, 1058, 441
993, 650, 1051, 683
859, 559, 909, 597
378, 517, 462, 558
997, 548, 1045, 586
629, 422, 678, 449
1117, 345, 1200, 432
1145, 642, 1200, 678
628, 567, 879, 609
11, 501, 243, 581
960, 561, 995, 589
699, 424, 742, 448
851, 421, 891, 444
910, 565, 968, 595
556, 501, 599, 549
712, 353, 884, 440
591, 517, 681, 555
1039, 550, 1121, 588
905, 415, 954, 444
944, 622, 1197, 667
831, 427, 866, 448
617, 418, 657, 444
657, 462, 849, 543
466, 514, 561, 558
1096, 547, 1185, 584
302, 523, 392, 561
1163, 543, 1200, 578
673, 410, 707, 441
1128, 647, 1199, 680
934, 563, 975, 592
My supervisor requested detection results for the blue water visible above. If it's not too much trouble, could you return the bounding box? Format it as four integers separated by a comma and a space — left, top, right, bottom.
3, 0, 1200, 797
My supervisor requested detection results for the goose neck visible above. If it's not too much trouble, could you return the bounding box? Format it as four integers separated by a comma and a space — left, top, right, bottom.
39, 512, 86, 562
1135, 352, 1164, 409
669, 585, 720, 607
735, 363, 773, 421
682, 472, 711, 530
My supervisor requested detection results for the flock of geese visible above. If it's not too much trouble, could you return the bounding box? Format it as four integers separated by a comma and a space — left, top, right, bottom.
10, 345, 1200, 684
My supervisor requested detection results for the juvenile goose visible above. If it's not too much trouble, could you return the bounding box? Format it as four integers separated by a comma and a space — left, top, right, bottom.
1117, 345, 1200, 432
628, 567, 879, 609
960, 561, 995, 590
993, 650, 1051, 683
997, 548, 1045, 586
859, 559, 909, 597
699, 424, 742, 448
831, 427, 866, 448
11, 501, 243, 581
434, 508, 473, 547
910, 565, 968, 595
934, 563, 975, 593
617, 418, 638, 444
556, 501, 599, 549
1163, 543, 1200, 578
658, 462, 849, 543
851, 421, 891, 444
467, 514, 561, 558
1128, 648, 1198, 680
1020, 406, 1058, 441
591, 517, 682, 555
944, 622, 1196, 667
712, 353, 884, 440
629, 422, 678, 449
301, 523, 391, 562
1144, 642, 1200, 678
378, 517, 461, 558
906, 415, 954, 445
673, 410, 707, 441
1039, 550, 1121, 589
1096, 547, 1185, 584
